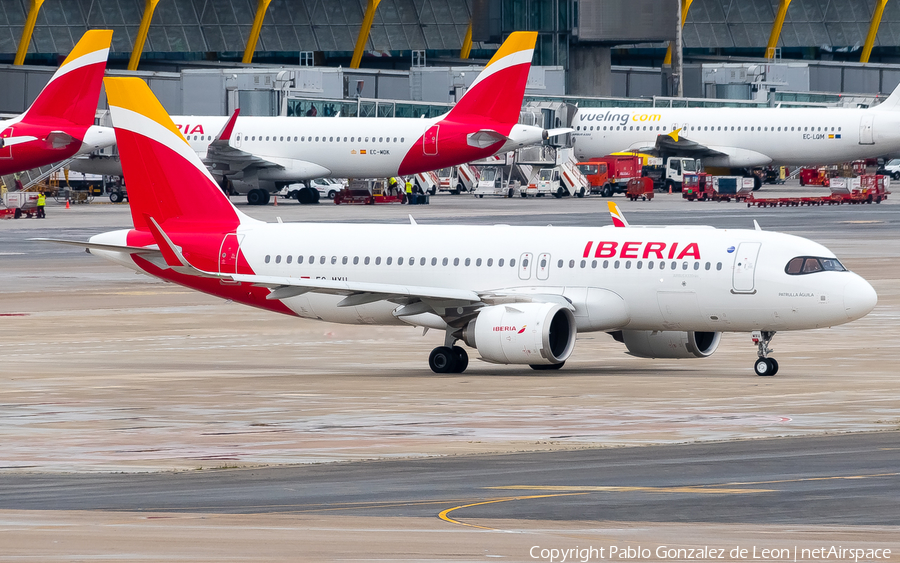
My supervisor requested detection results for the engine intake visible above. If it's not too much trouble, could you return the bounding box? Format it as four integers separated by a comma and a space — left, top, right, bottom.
617, 330, 721, 359
460, 303, 576, 365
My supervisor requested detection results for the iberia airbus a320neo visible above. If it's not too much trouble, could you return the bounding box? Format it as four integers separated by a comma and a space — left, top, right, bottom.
70, 32, 563, 205
0, 30, 116, 175
44, 77, 877, 377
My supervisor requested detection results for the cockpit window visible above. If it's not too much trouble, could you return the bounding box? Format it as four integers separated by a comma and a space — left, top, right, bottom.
785, 256, 846, 275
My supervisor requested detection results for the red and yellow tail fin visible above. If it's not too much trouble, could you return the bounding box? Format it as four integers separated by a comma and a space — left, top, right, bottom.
608, 201, 630, 228
22, 30, 112, 127
104, 77, 250, 233
445, 31, 537, 125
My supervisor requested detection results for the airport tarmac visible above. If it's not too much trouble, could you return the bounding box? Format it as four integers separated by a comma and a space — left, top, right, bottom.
1, 186, 898, 560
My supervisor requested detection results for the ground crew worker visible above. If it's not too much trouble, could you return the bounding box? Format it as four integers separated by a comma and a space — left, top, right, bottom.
388, 176, 398, 196
404, 178, 413, 204
36, 192, 46, 219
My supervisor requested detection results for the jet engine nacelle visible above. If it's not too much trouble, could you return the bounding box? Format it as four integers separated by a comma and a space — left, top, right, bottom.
460, 303, 576, 365
619, 330, 721, 359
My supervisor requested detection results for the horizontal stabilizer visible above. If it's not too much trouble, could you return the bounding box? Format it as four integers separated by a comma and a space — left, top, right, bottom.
31, 238, 161, 255
467, 129, 508, 149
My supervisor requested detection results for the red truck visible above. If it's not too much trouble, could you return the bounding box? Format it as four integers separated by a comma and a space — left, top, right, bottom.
577, 155, 642, 197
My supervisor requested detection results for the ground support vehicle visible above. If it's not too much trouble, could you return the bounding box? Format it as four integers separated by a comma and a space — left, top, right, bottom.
683, 175, 754, 202
3, 191, 40, 218
414, 171, 439, 195
436, 164, 477, 194
798, 167, 835, 187
334, 179, 409, 205
472, 166, 516, 198
642, 157, 700, 192
877, 158, 900, 180
536, 168, 560, 197
585, 155, 642, 196
745, 175, 890, 207
625, 177, 654, 201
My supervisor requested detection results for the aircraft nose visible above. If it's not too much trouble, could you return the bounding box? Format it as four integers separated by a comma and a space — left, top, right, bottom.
843, 275, 877, 321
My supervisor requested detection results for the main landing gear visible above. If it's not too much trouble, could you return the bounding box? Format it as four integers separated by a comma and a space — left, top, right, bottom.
752, 330, 779, 376
428, 330, 469, 374
428, 346, 468, 374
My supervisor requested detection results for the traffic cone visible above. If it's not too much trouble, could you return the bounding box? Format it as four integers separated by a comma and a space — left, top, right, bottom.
273, 195, 278, 206
65, 199, 70, 209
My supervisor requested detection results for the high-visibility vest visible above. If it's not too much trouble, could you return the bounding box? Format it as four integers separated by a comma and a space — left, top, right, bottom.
37, 194, 46, 206
405, 181, 412, 194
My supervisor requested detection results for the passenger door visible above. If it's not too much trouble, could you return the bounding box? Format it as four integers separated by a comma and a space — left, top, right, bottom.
218, 233, 244, 276
423, 125, 439, 155
859, 115, 874, 145
732, 242, 761, 293
518, 252, 534, 280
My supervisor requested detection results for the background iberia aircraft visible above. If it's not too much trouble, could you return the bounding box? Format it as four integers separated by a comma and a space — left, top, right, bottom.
46, 77, 877, 377
0, 29, 116, 176
72, 32, 565, 205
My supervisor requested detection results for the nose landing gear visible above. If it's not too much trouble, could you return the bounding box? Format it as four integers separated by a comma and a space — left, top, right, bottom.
752, 330, 779, 376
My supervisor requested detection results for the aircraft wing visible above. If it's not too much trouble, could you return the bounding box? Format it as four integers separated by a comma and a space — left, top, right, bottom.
202, 109, 283, 174
652, 130, 726, 158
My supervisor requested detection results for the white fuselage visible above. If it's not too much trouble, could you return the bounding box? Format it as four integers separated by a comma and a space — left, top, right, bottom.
92, 222, 875, 334
572, 106, 900, 167
175, 115, 441, 180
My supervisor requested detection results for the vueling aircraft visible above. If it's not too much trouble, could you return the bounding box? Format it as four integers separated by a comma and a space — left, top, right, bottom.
73, 31, 564, 205
0, 30, 116, 175
572, 86, 900, 169
43, 77, 877, 377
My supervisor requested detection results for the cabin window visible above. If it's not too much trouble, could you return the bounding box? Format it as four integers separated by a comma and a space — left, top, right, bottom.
286, 255, 292, 264
431, 257, 438, 266
568, 260, 575, 268
716, 262, 723, 270
498, 258, 504, 267
442, 257, 448, 266
487, 258, 493, 267
625, 261, 631, 269
682, 262, 688, 270
510, 259, 516, 267
401, 137, 405, 142
603, 260, 609, 269
397, 257, 403, 265
558, 259, 564, 268
353, 256, 359, 265
693, 262, 700, 270
636, 261, 642, 269
705, 262, 710, 270
453, 258, 459, 266
592, 260, 597, 268
341, 256, 347, 265
614, 260, 620, 269
580, 260, 586, 268
297, 256, 304, 264
465, 258, 471, 266
648, 261, 654, 270
476, 258, 482, 266
671, 261, 677, 269
659, 261, 665, 269
420, 257, 426, 266
265, 255, 270, 263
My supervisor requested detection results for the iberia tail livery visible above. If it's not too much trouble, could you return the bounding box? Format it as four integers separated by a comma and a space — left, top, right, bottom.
43, 77, 877, 379
0, 30, 117, 175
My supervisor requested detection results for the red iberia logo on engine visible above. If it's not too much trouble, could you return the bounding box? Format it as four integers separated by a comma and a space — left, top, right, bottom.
492, 325, 528, 333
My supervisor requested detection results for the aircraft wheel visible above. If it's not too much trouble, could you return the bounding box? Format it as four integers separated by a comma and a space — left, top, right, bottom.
429, 346, 456, 374
451, 346, 468, 373
530, 362, 564, 371
262, 190, 271, 204
247, 189, 264, 205
754, 358, 776, 377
